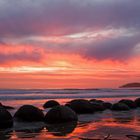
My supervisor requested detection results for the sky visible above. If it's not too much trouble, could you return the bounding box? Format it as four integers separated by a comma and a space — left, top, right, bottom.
0, 0, 140, 89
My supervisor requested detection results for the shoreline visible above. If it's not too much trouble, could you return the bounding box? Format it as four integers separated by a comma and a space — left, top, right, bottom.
1, 97, 140, 140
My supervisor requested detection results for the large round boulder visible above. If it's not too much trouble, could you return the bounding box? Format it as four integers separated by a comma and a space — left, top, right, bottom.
111, 103, 130, 111
119, 99, 136, 109
135, 98, 140, 107
14, 105, 44, 122
0, 106, 13, 129
44, 106, 78, 123
43, 100, 60, 109
67, 99, 93, 114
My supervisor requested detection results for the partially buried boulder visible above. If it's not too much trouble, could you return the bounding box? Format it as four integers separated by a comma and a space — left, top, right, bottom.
102, 102, 112, 109
43, 100, 60, 109
44, 105, 78, 123
111, 103, 130, 111
90, 99, 104, 104
91, 102, 105, 111
14, 105, 44, 122
135, 98, 140, 107
119, 99, 136, 109
0, 106, 13, 129
66, 99, 93, 114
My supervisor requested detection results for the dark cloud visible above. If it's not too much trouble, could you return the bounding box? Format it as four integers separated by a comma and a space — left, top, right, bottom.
0, 0, 140, 36
82, 35, 140, 60
31, 32, 139, 61
0, 0, 140, 62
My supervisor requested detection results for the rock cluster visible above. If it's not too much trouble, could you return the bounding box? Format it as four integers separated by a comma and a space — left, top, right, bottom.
1, 97, 140, 129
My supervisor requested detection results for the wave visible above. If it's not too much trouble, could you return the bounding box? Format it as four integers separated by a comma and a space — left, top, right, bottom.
0, 88, 140, 101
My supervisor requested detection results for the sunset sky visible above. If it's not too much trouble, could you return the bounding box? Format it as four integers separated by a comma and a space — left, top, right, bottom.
0, 0, 140, 89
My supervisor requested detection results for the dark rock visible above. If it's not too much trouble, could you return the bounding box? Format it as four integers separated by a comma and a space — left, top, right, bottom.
89, 99, 97, 102
44, 105, 78, 123
102, 102, 112, 109
90, 99, 104, 104
0, 102, 14, 110
135, 98, 140, 107
111, 103, 130, 111
14, 105, 44, 122
43, 100, 60, 109
91, 102, 105, 111
0, 106, 13, 129
119, 99, 136, 108
65, 103, 71, 107
67, 99, 93, 114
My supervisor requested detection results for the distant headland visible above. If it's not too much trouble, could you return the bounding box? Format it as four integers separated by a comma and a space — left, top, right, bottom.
120, 82, 140, 88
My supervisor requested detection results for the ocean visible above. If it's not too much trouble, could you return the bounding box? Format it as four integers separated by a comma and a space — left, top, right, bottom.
0, 88, 140, 140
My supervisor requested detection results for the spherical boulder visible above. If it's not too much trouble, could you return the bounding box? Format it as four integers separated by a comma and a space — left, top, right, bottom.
67, 99, 93, 114
43, 100, 60, 109
102, 102, 112, 109
90, 99, 104, 104
119, 99, 136, 109
14, 105, 44, 122
135, 98, 140, 107
44, 105, 78, 123
111, 103, 130, 111
91, 102, 105, 111
0, 106, 13, 129
89, 99, 97, 102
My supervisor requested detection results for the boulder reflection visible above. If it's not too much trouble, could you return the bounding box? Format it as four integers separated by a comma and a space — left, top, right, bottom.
14, 122, 44, 138
112, 111, 135, 124
46, 121, 77, 136
0, 130, 12, 140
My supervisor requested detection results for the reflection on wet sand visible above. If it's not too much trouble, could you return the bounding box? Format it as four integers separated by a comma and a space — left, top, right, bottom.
46, 121, 77, 136
0, 130, 13, 140
14, 122, 45, 139
1, 100, 140, 139
112, 110, 135, 124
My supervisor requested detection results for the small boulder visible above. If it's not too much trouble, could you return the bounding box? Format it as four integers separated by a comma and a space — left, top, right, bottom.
44, 106, 78, 123
90, 99, 104, 104
89, 99, 97, 102
135, 98, 140, 107
91, 102, 105, 111
43, 100, 60, 109
102, 102, 112, 109
111, 103, 130, 111
67, 99, 93, 114
119, 99, 136, 109
14, 105, 44, 122
0, 106, 13, 129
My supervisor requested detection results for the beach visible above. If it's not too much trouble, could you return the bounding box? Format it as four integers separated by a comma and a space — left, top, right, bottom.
1, 0, 140, 139
0, 89, 140, 140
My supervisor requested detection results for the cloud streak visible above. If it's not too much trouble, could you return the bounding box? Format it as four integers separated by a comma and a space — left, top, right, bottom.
0, 44, 45, 65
